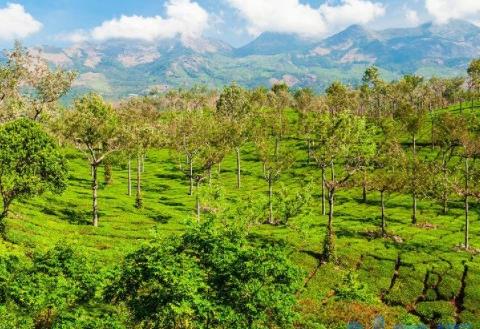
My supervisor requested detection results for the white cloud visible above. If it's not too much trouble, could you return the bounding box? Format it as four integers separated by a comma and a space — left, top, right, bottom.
425, 0, 480, 24
0, 3, 42, 40
91, 0, 208, 42
405, 8, 420, 26
227, 0, 385, 38
57, 30, 90, 43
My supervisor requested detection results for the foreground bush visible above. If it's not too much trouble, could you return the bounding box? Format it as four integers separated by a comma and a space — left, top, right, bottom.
106, 221, 304, 329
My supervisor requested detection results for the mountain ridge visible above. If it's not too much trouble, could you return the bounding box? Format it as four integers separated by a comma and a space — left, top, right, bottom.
32, 20, 480, 98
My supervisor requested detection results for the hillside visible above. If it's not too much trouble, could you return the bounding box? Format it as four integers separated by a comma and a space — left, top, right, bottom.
2, 103, 480, 327
32, 20, 480, 99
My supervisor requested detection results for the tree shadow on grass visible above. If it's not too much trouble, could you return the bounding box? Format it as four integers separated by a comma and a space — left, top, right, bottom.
60, 208, 91, 225
144, 184, 170, 193
155, 173, 184, 181
149, 213, 172, 224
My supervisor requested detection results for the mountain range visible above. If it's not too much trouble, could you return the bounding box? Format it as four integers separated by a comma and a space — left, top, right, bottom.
33, 19, 480, 99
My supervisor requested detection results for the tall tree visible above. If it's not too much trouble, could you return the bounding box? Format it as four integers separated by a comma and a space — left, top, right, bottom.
166, 109, 209, 196
467, 58, 480, 109
0, 42, 76, 122
216, 84, 251, 188
60, 93, 122, 227
317, 111, 376, 262
397, 99, 427, 224
431, 113, 466, 213
254, 107, 294, 224
119, 97, 161, 209
369, 135, 407, 237
0, 119, 68, 233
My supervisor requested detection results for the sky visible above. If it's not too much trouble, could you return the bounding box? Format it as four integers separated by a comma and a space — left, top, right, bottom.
0, 0, 479, 48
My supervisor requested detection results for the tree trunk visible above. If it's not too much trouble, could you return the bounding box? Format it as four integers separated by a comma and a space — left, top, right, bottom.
362, 170, 367, 203
0, 198, 11, 234
321, 166, 326, 216
464, 157, 469, 250
135, 155, 142, 209
104, 160, 112, 185
307, 140, 311, 164
189, 157, 193, 196
235, 147, 241, 189
381, 190, 386, 237
412, 135, 417, 225
127, 157, 131, 196
268, 178, 273, 224
275, 137, 279, 157
92, 164, 99, 227
142, 154, 145, 173
196, 180, 201, 222
324, 188, 336, 263
412, 193, 417, 225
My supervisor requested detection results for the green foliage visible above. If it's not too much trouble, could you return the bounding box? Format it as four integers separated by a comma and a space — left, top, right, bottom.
106, 221, 304, 329
334, 272, 377, 304
273, 183, 312, 224
0, 118, 68, 221
0, 243, 107, 328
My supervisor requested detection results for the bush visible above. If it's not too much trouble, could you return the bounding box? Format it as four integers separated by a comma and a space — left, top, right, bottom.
334, 272, 377, 303
106, 220, 304, 329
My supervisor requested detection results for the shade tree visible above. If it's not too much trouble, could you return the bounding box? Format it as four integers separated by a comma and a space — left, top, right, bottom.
118, 97, 162, 208
59, 93, 122, 227
0, 119, 68, 233
315, 111, 376, 262
216, 83, 251, 188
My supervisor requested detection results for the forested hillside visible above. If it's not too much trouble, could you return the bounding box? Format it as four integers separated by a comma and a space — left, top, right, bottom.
1, 43, 480, 328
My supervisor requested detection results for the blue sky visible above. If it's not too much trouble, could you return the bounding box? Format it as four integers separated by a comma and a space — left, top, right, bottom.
0, 0, 477, 48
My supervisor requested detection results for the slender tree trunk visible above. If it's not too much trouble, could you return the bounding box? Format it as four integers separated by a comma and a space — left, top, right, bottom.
142, 154, 145, 173
430, 106, 435, 150
196, 180, 200, 222
307, 140, 311, 164
442, 153, 448, 214
275, 137, 279, 157
381, 190, 386, 237
412, 193, 417, 225
412, 135, 417, 224
217, 162, 221, 175
135, 155, 142, 209
127, 157, 132, 196
104, 160, 112, 185
268, 177, 273, 224
321, 166, 326, 216
0, 198, 11, 234
324, 188, 336, 263
464, 157, 469, 250
92, 164, 99, 227
189, 157, 193, 196
362, 169, 367, 203
235, 147, 241, 189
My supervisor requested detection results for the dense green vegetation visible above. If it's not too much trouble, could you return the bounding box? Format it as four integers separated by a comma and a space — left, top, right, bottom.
1, 44, 480, 328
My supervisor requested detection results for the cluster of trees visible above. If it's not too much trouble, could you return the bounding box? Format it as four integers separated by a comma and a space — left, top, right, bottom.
3, 43, 480, 262
2, 42, 480, 327
0, 222, 302, 329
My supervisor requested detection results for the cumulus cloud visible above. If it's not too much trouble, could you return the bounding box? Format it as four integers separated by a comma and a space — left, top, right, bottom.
227, 0, 385, 38
59, 0, 208, 43
425, 0, 480, 24
56, 30, 90, 43
0, 3, 42, 40
405, 8, 420, 26
91, 0, 208, 42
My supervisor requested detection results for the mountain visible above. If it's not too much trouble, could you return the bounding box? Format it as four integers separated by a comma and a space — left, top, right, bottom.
33, 20, 480, 99
234, 32, 316, 57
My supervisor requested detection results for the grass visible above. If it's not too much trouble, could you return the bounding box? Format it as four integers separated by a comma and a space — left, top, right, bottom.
3, 106, 480, 327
